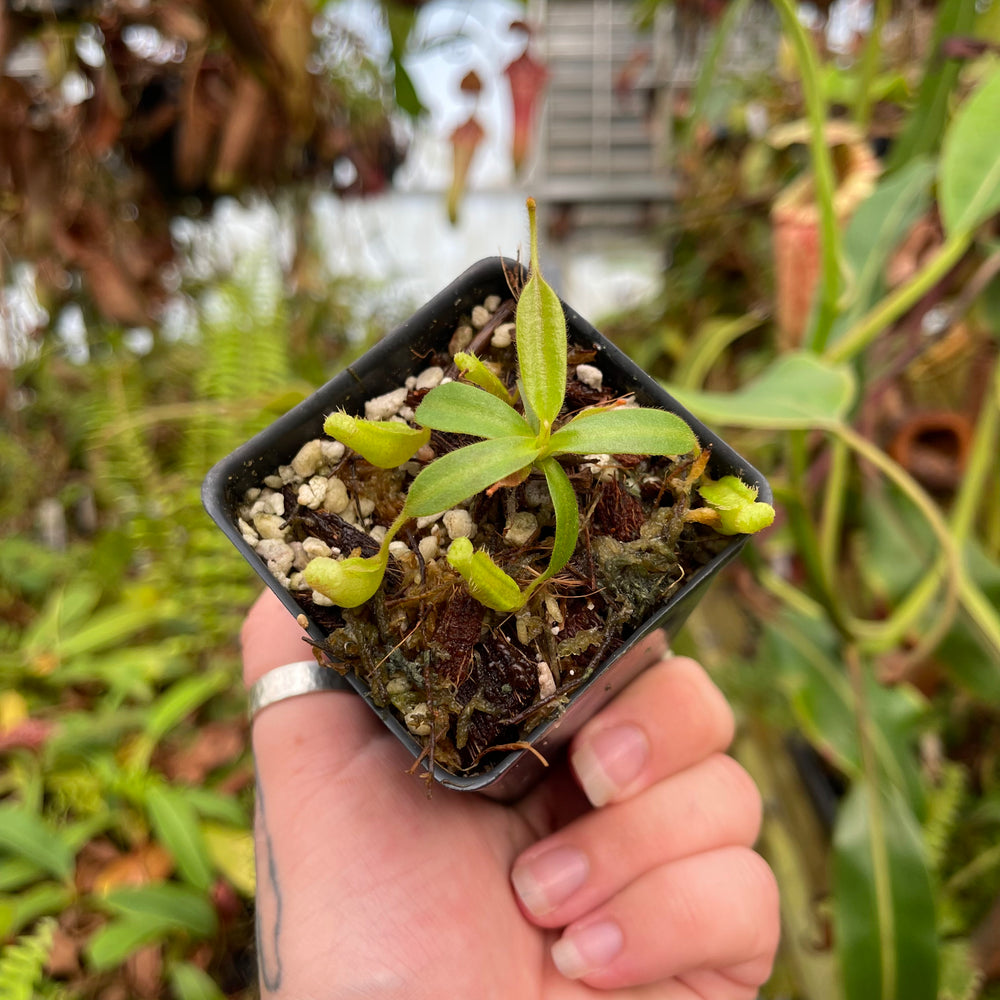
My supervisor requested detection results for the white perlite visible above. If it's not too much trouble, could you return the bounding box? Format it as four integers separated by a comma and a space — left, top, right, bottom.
323, 477, 349, 514
257, 538, 294, 576
483, 294, 502, 312
297, 476, 327, 510
471, 304, 491, 329
491, 322, 514, 349
418, 535, 440, 562
302, 536, 332, 559
415, 366, 445, 390
321, 440, 345, 465
364, 387, 408, 421
291, 439, 324, 478
537, 661, 556, 700
443, 508, 476, 540
253, 513, 288, 540
575, 364, 603, 390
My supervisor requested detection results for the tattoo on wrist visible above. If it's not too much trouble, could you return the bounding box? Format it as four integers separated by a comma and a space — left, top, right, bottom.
255, 775, 283, 993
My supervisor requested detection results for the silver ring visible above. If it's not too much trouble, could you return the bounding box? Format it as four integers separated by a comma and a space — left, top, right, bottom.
248, 660, 346, 723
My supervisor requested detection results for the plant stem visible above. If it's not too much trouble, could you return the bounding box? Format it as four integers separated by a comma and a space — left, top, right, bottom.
951, 358, 999, 544
770, 0, 841, 353
818, 436, 850, 592
845, 644, 897, 1000
853, 0, 890, 129
829, 422, 959, 653
825, 230, 971, 365
786, 430, 852, 633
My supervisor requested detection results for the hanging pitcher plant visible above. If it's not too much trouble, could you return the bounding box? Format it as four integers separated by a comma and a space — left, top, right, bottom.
504, 39, 550, 176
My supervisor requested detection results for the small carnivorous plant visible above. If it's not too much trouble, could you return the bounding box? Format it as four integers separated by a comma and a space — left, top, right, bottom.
304, 198, 773, 612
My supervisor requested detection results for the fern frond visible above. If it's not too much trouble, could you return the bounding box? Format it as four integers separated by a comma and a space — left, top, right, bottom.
938, 938, 985, 1000
0, 917, 56, 1000
924, 761, 966, 873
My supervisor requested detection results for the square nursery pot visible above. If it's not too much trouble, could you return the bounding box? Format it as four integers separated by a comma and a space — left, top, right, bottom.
203, 257, 771, 801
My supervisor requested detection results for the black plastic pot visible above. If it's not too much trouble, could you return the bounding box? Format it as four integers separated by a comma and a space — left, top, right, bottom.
203, 257, 771, 801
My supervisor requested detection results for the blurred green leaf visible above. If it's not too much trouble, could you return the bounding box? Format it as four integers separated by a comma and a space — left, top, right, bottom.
940, 66, 1000, 237
98, 884, 217, 937
857, 484, 933, 606
202, 823, 255, 896
145, 670, 230, 746
833, 782, 938, 1000
183, 787, 249, 828
85, 917, 175, 971
0, 883, 73, 938
766, 616, 926, 815
0, 858, 47, 893
886, 0, 977, 170
21, 583, 101, 657
145, 785, 214, 891
830, 158, 936, 345
667, 353, 855, 429
935, 542, 1000, 700
169, 961, 227, 1000
0, 805, 74, 881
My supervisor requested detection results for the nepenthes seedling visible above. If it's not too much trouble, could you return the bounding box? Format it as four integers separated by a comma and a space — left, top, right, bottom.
303, 198, 774, 613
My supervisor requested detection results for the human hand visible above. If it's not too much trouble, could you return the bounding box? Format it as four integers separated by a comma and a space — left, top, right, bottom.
242, 587, 779, 999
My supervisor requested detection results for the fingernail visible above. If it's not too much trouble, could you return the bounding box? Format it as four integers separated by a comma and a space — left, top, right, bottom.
511, 846, 589, 917
551, 920, 624, 979
572, 724, 648, 807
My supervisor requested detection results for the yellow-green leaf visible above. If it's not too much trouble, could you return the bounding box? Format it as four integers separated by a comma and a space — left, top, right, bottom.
323, 412, 430, 468
516, 198, 566, 431
548, 406, 696, 457
405, 436, 540, 517
304, 549, 389, 609
415, 381, 531, 439
446, 538, 524, 612
453, 352, 515, 403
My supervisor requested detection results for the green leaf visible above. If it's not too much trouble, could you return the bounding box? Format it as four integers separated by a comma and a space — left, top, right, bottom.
169, 961, 228, 1000
323, 412, 430, 468
304, 547, 390, 609
829, 158, 936, 345
415, 381, 532, 439
833, 782, 938, 1000
0, 883, 72, 938
405, 436, 540, 517
452, 352, 515, 403
667, 353, 855, 429
145, 670, 229, 746
202, 823, 255, 896
86, 916, 177, 971
885, 0, 978, 170
516, 199, 567, 431
98, 884, 217, 937
533, 458, 580, 587
144, 785, 213, 891
446, 538, 523, 612
940, 66, 1000, 236
0, 805, 74, 881
21, 582, 100, 656
766, 615, 926, 815
548, 407, 696, 457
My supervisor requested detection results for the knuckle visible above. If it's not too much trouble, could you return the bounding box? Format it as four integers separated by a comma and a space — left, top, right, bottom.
706, 755, 763, 843
731, 848, 781, 957
673, 659, 735, 751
